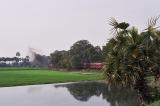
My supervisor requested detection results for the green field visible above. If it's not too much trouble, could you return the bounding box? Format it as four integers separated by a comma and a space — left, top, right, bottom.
0, 68, 103, 87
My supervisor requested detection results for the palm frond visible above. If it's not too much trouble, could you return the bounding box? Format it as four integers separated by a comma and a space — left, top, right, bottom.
147, 16, 159, 27
109, 17, 119, 35
109, 17, 119, 27
143, 16, 160, 31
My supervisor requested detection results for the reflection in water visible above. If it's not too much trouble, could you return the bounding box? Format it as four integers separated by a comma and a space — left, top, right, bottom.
55, 82, 141, 106
0, 82, 141, 106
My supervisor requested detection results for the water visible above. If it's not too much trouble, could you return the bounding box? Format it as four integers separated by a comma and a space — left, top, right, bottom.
0, 82, 140, 106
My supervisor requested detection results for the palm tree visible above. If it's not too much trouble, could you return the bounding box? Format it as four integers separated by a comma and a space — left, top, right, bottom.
16, 52, 21, 57
16, 52, 21, 65
103, 17, 160, 103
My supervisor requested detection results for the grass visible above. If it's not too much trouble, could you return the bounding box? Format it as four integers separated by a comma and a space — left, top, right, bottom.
146, 76, 160, 106
148, 100, 160, 106
0, 68, 103, 87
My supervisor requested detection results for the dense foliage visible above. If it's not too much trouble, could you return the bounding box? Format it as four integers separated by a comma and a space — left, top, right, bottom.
50, 40, 103, 69
103, 17, 160, 103
50, 50, 70, 69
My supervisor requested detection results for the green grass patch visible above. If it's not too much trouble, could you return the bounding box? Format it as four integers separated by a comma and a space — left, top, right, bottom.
0, 68, 103, 87
148, 100, 160, 106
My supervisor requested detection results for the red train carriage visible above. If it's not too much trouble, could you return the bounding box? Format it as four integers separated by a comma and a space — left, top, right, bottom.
83, 63, 104, 70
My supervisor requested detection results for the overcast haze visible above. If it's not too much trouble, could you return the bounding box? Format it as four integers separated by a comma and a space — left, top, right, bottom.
0, 0, 159, 57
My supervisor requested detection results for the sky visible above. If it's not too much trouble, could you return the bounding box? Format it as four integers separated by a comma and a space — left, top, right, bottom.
0, 0, 159, 57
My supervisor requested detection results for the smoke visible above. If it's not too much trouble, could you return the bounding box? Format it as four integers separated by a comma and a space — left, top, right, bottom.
27, 47, 49, 67
28, 47, 42, 62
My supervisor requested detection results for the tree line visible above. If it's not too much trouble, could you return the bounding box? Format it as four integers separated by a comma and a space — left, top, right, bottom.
49, 40, 104, 69
0, 51, 49, 67
0, 52, 30, 67
0, 40, 105, 69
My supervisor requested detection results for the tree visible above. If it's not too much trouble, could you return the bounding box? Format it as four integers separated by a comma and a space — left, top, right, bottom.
21, 56, 30, 67
49, 40, 103, 70
50, 50, 71, 69
90, 46, 103, 62
16, 52, 21, 65
103, 17, 160, 103
69, 40, 103, 69
16, 52, 20, 57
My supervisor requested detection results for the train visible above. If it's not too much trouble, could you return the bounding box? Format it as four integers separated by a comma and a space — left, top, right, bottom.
83, 63, 104, 70
48, 62, 104, 70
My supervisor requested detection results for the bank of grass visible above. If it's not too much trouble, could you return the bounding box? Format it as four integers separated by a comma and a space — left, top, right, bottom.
0, 68, 103, 87
146, 76, 160, 106
148, 100, 160, 106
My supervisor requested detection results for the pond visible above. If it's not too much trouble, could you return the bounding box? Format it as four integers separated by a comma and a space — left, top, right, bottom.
0, 81, 141, 106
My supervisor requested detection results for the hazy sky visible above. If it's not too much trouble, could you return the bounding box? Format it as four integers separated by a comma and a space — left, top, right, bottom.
0, 0, 159, 57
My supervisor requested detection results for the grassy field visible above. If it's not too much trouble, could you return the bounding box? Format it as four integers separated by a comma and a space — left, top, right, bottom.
0, 68, 103, 87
